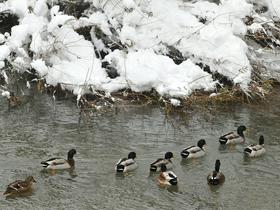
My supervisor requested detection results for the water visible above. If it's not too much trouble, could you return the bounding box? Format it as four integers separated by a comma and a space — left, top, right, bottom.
0, 90, 279, 210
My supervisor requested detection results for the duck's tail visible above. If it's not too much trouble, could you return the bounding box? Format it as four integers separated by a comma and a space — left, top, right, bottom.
150, 165, 157, 172
116, 164, 125, 172
219, 138, 227, 145
169, 178, 178, 186
180, 150, 189, 158
40, 161, 49, 168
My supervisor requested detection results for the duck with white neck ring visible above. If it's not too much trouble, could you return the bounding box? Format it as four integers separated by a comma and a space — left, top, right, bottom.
115, 152, 137, 173
181, 139, 206, 159
41, 149, 76, 170
207, 159, 225, 185
150, 152, 173, 172
244, 135, 265, 157
219, 125, 246, 145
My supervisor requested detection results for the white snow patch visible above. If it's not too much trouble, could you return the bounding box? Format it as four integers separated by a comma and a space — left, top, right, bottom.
31, 59, 49, 76
0, 45, 10, 61
123, 0, 136, 10
0, 61, 5, 69
2, 91, 10, 98
104, 50, 215, 96
0, 34, 5, 44
170, 98, 181, 107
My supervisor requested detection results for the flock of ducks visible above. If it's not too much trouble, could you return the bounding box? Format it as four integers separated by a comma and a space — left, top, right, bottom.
112, 125, 265, 187
3, 125, 266, 197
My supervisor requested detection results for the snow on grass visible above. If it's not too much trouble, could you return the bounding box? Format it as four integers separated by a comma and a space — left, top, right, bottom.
1, 0, 278, 99
104, 49, 216, 96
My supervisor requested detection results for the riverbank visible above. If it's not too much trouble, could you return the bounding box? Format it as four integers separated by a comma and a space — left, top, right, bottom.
1, 0, 280, 109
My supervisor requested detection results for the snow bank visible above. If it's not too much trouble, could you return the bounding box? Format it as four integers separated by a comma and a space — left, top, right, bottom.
104, 49, 215, 96
0, 0, 278, 99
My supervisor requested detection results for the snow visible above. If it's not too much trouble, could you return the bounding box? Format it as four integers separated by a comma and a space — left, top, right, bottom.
31, 59, 48, 76
104, 49, 215, 96
265, 0, 280, 20
170, 98, 181, 107
0, 0, 279, 99
1, 90, 10, 98
0, 45, 10, 61
0, 34, 5, 44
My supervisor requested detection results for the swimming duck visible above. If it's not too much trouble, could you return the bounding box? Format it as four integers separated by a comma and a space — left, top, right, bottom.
207, 159, 225, 185
219, 125, 246, 144
3, 176, 36, 197
115, 152, 137, 173
41, 149, 76, 170
150, 152, 173, 172
181, 139, 206, 159
2, 91, 22, 108
157, 164, 178, 186
244, 135, 265, 157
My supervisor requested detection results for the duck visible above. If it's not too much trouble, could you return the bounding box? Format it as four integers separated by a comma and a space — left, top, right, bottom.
219, 125, 246, 144
3, 176, 36, 197
2, 91, 22, 108
41, 149, 76, 170
207, 159, 225, 185
181, 139, 206, 159
115, 152, 137, 173
157, 164, 178, 186
244, 135, 265, 157
150, 152, 173, 172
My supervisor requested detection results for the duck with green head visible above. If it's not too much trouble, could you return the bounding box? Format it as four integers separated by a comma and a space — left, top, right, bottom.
219, 125, 246, 145
181, 139, 206, 159
41, 149, 76, 170
207, 159, 225, 185
150, 152, 173, 172
244, 135, 265, 157
115, 152, 137, 173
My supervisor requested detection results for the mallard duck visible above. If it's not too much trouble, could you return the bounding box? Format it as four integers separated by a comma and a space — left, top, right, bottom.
150, 152, 173, 172
219, 125, 246, 144
2, 91, 22, 108
115, 152, 137, 173
207, 159, 225, 185
157, 164, 178, 186
244, 135, 265, 157
3, 176, 36, 197
41, 149, 76, 170
181, 139, 206, 159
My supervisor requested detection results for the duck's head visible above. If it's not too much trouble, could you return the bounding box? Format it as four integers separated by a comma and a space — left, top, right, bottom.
259, 135, 264, 145
160, 164, 167, 172
215, 159, 221, 172
68, 149, 77, 159
128, 152, 136, 159
164, 152, 173, 159
25, 176, 36, 183
197, 139, 206, 149
237, 125, 246, 136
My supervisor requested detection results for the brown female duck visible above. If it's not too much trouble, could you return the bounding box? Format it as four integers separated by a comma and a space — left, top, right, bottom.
3, 176, 36, 197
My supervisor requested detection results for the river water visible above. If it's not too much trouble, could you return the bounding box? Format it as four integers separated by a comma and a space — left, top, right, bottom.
0, 89, 279, 210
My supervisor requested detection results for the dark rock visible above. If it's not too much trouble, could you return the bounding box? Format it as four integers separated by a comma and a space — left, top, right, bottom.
197, 62, 233, 87
102, 61, 119, 79
166, 46, 185, 65
58, 0, 91, 18
75, 26, 92, 41
0, 11, 19, 34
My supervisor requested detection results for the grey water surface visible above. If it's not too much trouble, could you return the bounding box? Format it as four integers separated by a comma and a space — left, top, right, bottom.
0, 90, 279, 210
